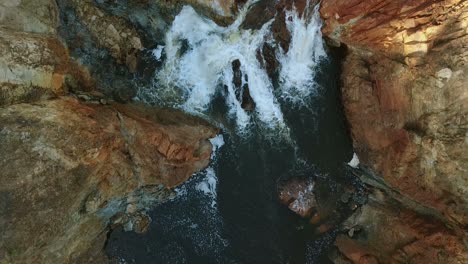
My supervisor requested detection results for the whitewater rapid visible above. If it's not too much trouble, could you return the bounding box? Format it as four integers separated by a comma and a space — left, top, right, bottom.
139, 0, 326, 133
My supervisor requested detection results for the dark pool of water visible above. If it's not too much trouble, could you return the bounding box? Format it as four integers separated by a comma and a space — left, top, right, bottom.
105, 47, 354, 264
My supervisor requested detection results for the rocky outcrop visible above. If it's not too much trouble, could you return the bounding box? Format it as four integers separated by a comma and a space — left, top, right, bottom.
0, 29, 94, 106
0, 0, 59, 34
320, 0, 468, 263
0, 1, 219, 262
68, 0, 144, 72
0, 97, 217, 263
321, 0, 468, 66
0, 0, 93, 107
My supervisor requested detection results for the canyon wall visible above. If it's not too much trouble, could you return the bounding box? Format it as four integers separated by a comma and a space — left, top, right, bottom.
0, 0, 217, 263
320, 0, 468, 263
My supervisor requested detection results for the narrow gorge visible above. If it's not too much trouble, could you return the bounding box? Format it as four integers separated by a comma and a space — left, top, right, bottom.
0, 0, 466, 263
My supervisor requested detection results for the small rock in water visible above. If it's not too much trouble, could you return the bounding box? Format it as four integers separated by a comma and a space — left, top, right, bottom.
278, 177, 316, 218
132, 213, 151, 234
232, 59, 242, 90
231, 59, 256, 111
241, 84, 256, 111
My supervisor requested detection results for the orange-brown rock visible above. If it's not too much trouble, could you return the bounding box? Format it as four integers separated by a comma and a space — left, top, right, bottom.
320, 0, 468, 263
321, 0, 468, 64
0, 0, 94, 107
0, 97, 217, 263
333, 184, 467, 264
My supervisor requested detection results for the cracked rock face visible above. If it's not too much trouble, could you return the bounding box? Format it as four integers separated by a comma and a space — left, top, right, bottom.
0, 0, 220, 262
68, 0, 143, 69
0, 97, 217, 263
320, 0, 468, 263
0, 0, 59, 34
0, 0, 93, 107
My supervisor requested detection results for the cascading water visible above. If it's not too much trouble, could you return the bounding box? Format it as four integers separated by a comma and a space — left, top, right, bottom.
138, 0, 326, 133
278, 4, 327, 103
108, 1, 354, 263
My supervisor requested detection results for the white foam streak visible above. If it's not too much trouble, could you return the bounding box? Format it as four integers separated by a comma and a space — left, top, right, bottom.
156, 3, 286, 130
152, 45, 165, 61
194, 134, 225, 208
279, 3, 326, 102
209, 133, 225, 153
195, 167, 218, 207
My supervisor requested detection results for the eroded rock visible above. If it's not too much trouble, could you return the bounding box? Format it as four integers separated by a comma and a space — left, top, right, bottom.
0, 0, 59, 34
0, 97, 217, 263
321, 0, 468, 65
320, 0, 468, 262
69, 0, 144, 68
0, 5, 93, 106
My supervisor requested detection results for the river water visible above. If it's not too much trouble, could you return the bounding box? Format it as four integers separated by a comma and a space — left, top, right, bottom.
106, 1, 354, 263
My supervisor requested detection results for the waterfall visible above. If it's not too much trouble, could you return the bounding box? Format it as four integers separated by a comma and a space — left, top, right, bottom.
278, 3, 326, 104
140, 0, 326, 133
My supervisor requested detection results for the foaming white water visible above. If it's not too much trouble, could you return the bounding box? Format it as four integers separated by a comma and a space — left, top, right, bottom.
209, 134, 225, 153
195, 168, 218, 207
151, 45, 164, 61
278, 3, 327, 103
146, 0, 326, 132
156, 1, 284, 130
195, 134, 225, 208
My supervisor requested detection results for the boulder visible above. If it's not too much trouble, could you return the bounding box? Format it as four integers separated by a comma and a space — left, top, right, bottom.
278, 177, 317, 218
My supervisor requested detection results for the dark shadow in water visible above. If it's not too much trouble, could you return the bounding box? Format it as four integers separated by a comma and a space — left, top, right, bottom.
105, 46, 354, 264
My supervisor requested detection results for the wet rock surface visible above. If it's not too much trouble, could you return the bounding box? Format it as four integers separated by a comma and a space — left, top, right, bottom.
279, 177, 317, 218
231, 59, 255, 111
278, 170, 368, 237
68, 0, 144, 67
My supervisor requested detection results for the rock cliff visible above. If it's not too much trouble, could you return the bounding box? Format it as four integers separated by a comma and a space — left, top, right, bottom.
320, 0, 468, 263
0, 0, 218, 263
0, 98, 217, 263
